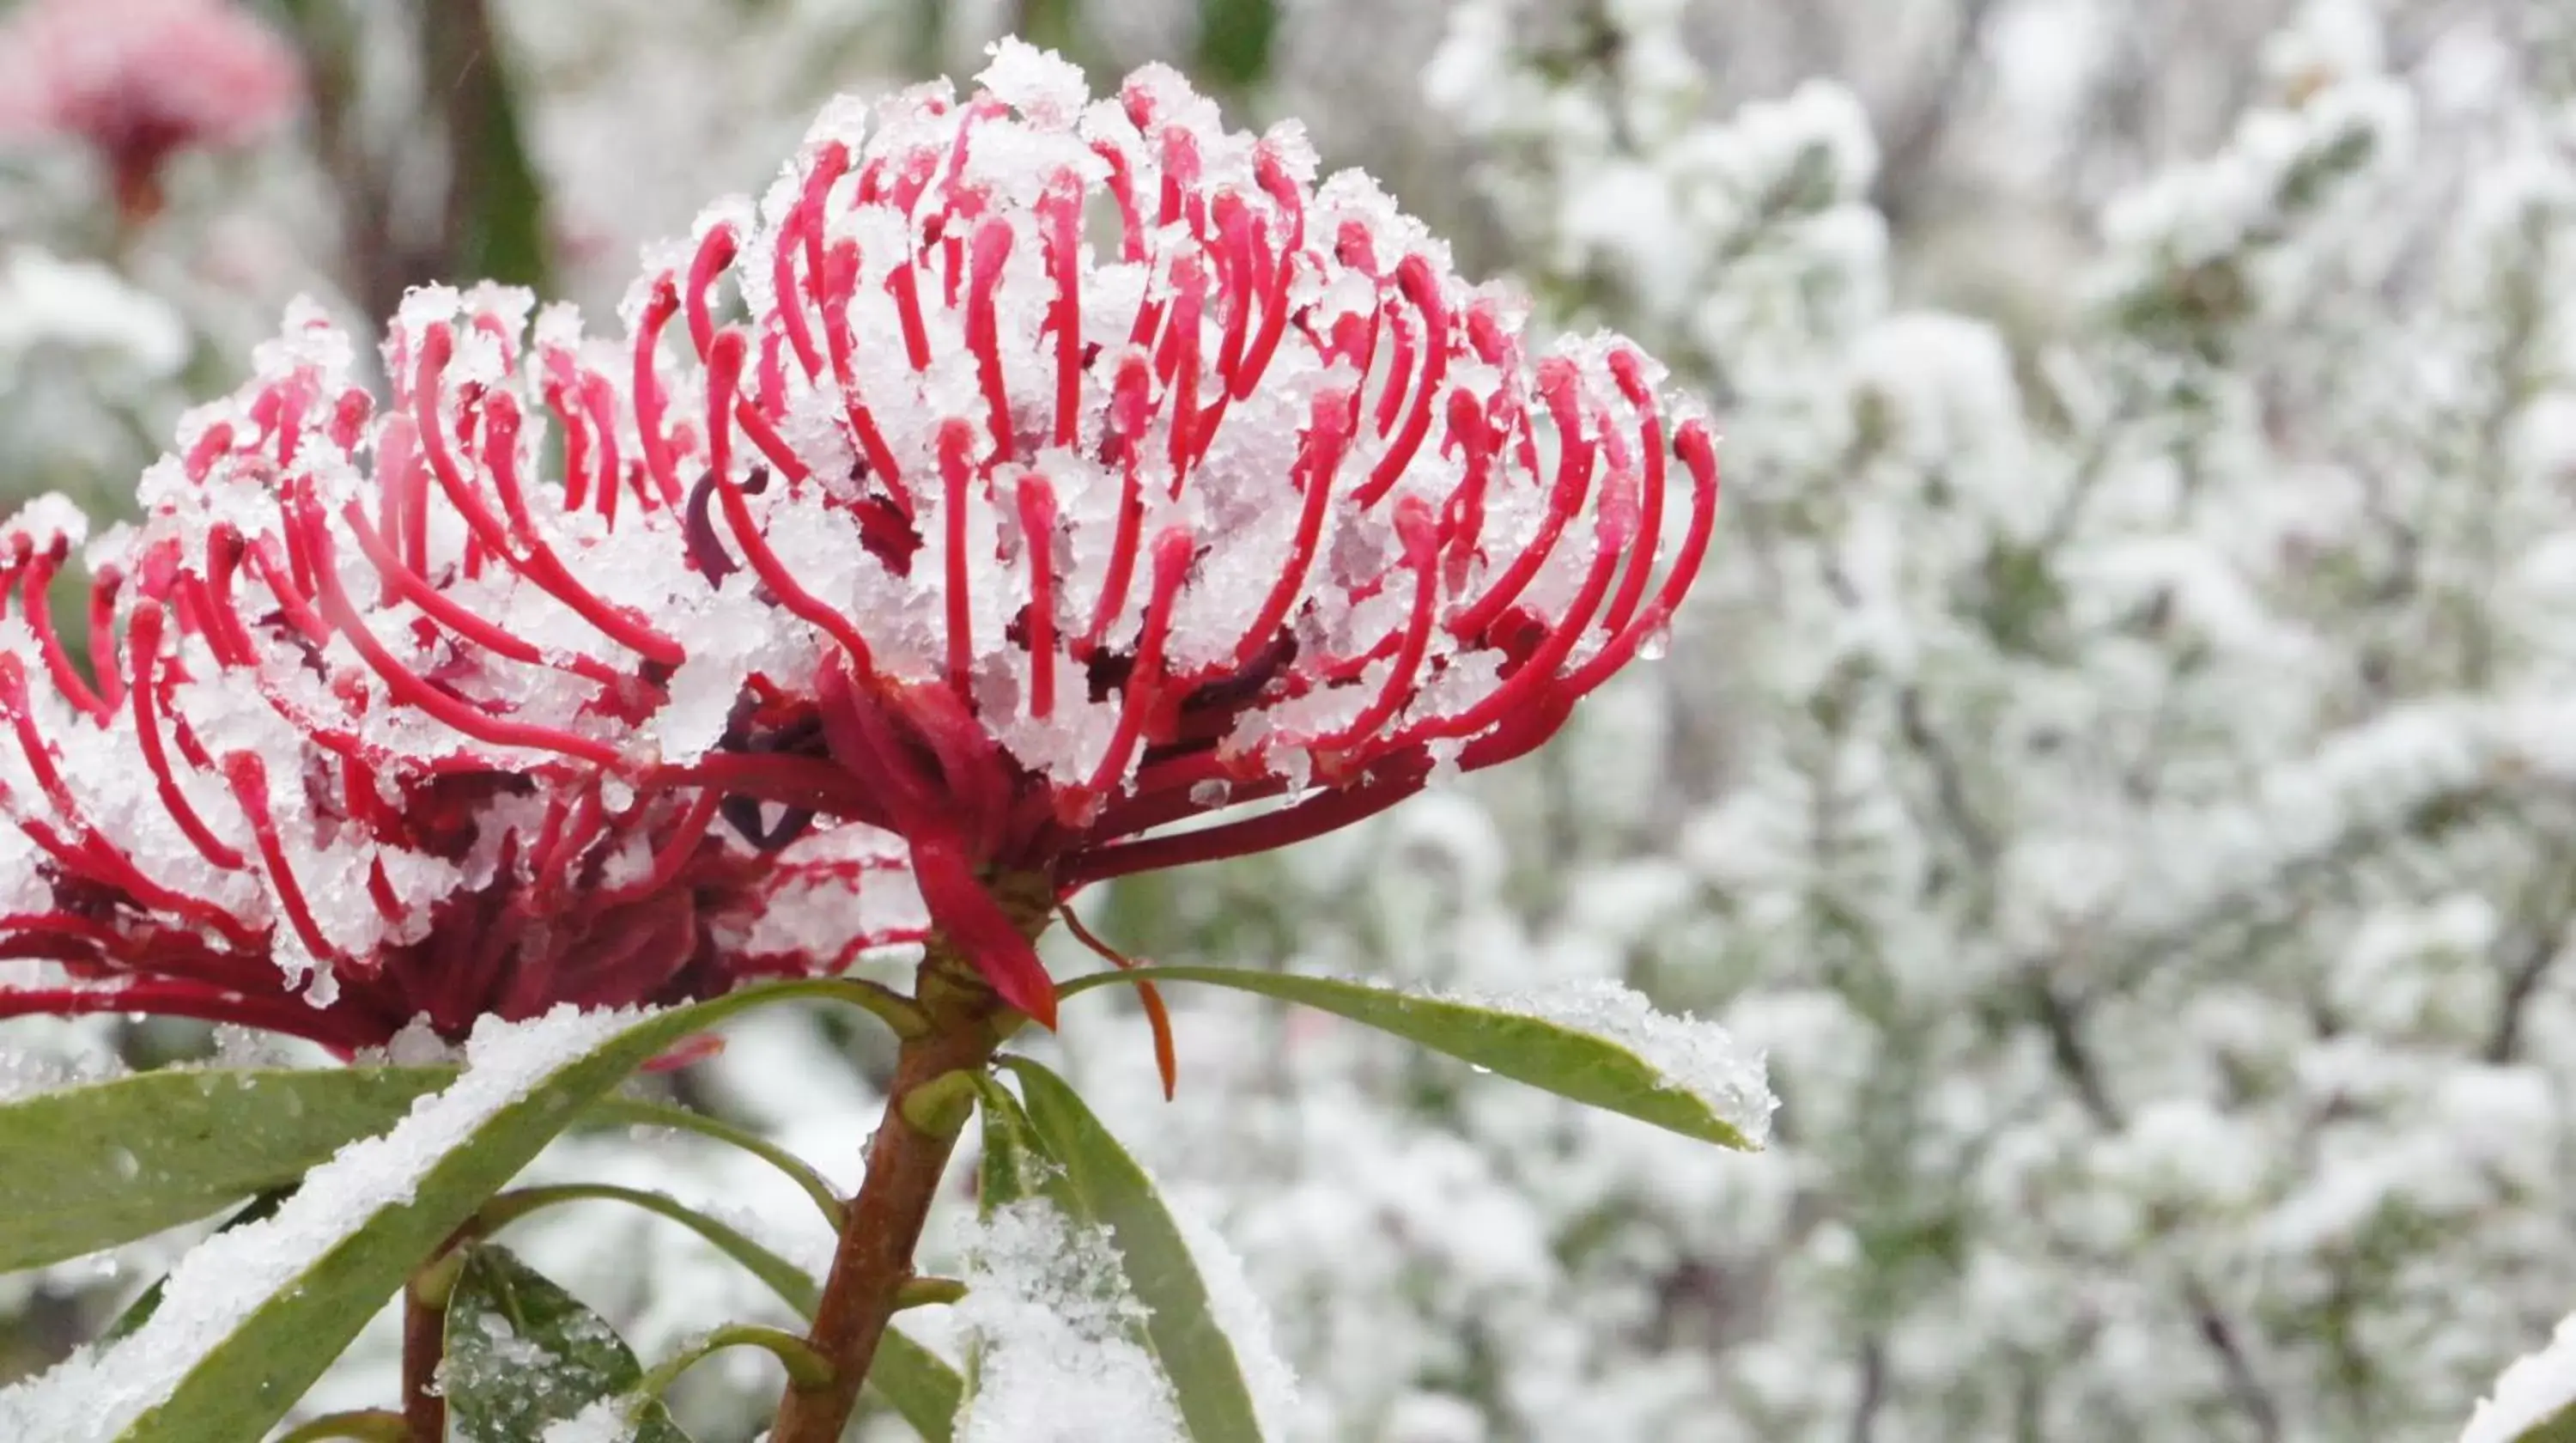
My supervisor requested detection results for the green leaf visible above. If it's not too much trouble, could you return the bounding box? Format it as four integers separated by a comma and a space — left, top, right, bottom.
1002, 1057, 1266, 1443
0, 1065, 448, 1272
585, 1095, 847, 1227
1062, 966, 1772, 1149
872, 1328, 963, 1443
975, 1076, 1069, 1217
477, 1181, 824, 1322
2511, 1406, 2576, 1443
0, 981, 843, 1443
443, 1243, 690, 1443
1194, 0, 1277, 90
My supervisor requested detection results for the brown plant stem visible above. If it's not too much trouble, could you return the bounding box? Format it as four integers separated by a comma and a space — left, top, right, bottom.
398, 1276, 448, 1442
769, 952, 1010, 1443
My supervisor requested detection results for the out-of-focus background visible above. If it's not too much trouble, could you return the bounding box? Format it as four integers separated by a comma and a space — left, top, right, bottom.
7, 0, 2576, 1440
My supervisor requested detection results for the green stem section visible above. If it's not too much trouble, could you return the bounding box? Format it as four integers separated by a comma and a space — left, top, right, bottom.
472, 1182, 823, 1317
640, 1324, 835, 1401
273, 1410, 410, 1443
582, 1098, 848, 1227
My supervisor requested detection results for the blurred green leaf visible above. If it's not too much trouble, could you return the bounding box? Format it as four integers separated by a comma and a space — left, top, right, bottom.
0, 1065, 447, 1273
1195, 0, 1277, 91
421, 0, 552, 291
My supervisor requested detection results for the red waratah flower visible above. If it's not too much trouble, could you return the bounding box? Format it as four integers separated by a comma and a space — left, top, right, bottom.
0, 294, 926, 1052
0, 0, 302, 222
629, 41, 1720, 1028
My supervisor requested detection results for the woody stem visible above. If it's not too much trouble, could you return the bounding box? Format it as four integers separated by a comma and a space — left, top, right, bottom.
769, 952, 1007, 1443
400, 1249, 463, 1442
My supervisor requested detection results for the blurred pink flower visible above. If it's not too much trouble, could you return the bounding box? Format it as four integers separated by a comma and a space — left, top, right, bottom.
0, 0, 302, 220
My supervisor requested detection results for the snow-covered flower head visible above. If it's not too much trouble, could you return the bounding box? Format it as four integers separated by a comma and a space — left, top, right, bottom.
0, 0, 302, 220
647, 41, 1720, 1022
0, 294, 925, 1050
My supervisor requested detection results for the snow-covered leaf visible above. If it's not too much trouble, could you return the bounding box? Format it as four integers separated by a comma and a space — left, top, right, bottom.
1002, 1056, 1267, 1443
0, 981, 856, 1443
2464, 1313, 2576, 1443
442, 1243, 690, 1443
470, 1179, 962, 1438
1064, 967, 1775, 1149
0, 1065, 447, 1272
98, 1190, 292, 1344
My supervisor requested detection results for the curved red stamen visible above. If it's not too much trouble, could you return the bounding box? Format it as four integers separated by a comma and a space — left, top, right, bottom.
683, 222, 739, 361
1227, 387, 1356, 670
1292, 496, 1441, 752
0, 978, 369, 1050
219, 750, 347, 984
814, 240, 910, 508
704, 328, 747, 483
579, 374, 628, 524
1015, 472, 1060, 720
1068, 764, 1429, 886
1407, 460, 1636, 746
778, 142, 851, 384
1084, 527, 1193, 799
1449, 360, 1595, 637
19, 550, 108, 722
279, 515, 624, 769
1040, 176, 1084, 448
1563, 417, 1719, 697
939, 419, 981, 698
125, 603, 246, 870
886, 255, 933, 372
337, 499, 620, 688
1594, 349, 1668, 640
1357, 257, 1450, 508
84, 564, 125, 713
183, 422, 235, 482
1081, 351, 1155, 654
630, 276, 689, 508
732, 393, 815, 488
713, 472, 880, 676
1091, 137, 1147, 263
464, 392, 687, 667
595, 788, 723, 906
967, 215, 1018, 460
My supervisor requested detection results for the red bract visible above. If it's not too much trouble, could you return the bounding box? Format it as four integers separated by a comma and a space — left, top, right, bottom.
0, 295, 925, 1051
0, 0, 302, 222
637, 43, 1719, 1026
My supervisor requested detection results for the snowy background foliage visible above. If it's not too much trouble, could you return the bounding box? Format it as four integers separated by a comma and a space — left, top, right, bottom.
7, 0, 2576, 1439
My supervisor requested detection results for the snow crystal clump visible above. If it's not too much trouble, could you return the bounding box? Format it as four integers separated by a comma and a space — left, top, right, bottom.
542, 1397, 641, 1443
0, 1004, 640, 1443
953, 1199, 1189, 1443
